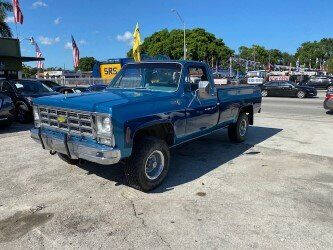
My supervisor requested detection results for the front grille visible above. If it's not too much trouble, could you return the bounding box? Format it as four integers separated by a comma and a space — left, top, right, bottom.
38, 106, 95, 137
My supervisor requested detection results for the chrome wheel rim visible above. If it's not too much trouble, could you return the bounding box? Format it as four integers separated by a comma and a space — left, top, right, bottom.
239, 118, 247, 137
298, 91, 305, 98
262, 90, 267, 97
145, 150, 164, 180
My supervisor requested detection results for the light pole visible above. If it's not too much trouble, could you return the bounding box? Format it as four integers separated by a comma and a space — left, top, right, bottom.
171, 9, 186, 60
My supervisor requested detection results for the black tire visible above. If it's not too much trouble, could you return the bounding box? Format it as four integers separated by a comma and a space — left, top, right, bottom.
228, 112, 249, 143
297, 91, 305, 99
16, 103, 31, 124
261, 90, 268, 97
124, 136, 170, 192
0, 120, 12, 128
57, 153, 79, 165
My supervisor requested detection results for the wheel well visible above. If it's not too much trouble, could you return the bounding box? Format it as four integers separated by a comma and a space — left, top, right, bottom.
133, 123, 175, 147
239, 105, 253, 125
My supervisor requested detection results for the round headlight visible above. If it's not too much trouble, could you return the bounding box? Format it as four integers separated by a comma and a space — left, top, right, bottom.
96, 115, 112, 134
102, 117, 111, 131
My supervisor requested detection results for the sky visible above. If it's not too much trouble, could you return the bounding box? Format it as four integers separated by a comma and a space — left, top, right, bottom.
5, 0, 333, 69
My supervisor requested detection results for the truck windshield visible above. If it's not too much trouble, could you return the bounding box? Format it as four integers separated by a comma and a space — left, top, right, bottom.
108, 63, 181, 92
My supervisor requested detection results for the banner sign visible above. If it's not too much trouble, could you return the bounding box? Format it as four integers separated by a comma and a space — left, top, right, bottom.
247, 77, 264, 84
269, 75, 290, 82
100, 63, 122, 80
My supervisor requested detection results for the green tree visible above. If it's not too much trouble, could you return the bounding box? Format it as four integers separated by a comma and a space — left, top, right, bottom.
239, 45, 293, 68
22, 64, 38, 78
127, 28, 234, 66
77, 57, 96, 71
294, 38, 333, 68
0, 0, 13, 37
325, 57, 333, 74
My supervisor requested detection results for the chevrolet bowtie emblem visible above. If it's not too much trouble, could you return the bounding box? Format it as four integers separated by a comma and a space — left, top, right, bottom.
57, 115, 67, 123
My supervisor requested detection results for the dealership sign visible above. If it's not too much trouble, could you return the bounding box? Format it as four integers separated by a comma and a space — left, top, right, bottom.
269, 75, 290, 82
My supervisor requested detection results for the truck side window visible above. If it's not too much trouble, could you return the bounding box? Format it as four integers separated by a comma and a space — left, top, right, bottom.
186, 67, 209, 93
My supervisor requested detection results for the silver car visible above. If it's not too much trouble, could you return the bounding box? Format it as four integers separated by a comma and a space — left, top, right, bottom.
324, 91, 333, 111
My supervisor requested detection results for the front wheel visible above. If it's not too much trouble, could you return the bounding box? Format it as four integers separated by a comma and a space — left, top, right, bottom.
228, 112, 249, 143
297, 91, 306, 99
124, 137, 170, 192
16, 103, 31, 124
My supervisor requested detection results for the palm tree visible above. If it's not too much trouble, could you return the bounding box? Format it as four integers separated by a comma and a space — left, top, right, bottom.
0, 0, 13, 37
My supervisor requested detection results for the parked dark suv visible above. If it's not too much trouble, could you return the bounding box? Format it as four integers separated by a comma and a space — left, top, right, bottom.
0, 79, 58, 123
301, 76, 333, 91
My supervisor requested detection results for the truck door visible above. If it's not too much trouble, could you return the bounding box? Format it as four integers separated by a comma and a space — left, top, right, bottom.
184, 65, 219, 135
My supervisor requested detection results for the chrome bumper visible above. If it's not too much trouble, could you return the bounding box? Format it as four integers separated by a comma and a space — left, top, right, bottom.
31, 128, 121, 165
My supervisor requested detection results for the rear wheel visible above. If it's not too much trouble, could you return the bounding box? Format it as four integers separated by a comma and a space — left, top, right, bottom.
297, 91, 305, 99
124, 136, 170, 192
228, 112, 249, 143
261, 90, 268, 97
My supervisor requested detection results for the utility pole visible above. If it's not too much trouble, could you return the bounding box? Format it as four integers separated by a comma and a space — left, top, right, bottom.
171, 9, 186, 60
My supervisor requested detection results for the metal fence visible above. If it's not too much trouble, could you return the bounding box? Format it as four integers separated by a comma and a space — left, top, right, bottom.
51, 78, 110, 87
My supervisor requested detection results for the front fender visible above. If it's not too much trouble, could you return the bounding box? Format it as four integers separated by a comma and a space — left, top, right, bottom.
125, 117, 174, 146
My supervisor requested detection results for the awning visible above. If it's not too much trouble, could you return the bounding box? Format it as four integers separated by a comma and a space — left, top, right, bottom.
0, 55, 45, 62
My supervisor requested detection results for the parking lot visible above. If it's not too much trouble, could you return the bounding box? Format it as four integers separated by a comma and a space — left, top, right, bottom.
0, 91, 332, 248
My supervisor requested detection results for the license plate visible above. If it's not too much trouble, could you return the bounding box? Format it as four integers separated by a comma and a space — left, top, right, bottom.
43, 136, 55, 149
42, 133, 68, 155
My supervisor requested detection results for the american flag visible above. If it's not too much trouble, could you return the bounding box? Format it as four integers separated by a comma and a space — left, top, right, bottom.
12, 0, 23, 24
71, 36, 80, 68
35, 43, 44, 69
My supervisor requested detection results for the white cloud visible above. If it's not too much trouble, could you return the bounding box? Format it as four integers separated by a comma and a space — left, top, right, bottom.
4, 16, 14, 23
54, 17, 61, 25
39, 36, 60, 45
32, 1, 47, 9
64, 42, 72, 49
78, 39, 86, 45
116, 31, 133, 44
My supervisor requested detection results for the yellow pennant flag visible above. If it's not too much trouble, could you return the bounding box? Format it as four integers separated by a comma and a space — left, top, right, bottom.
132, 23, 141, 62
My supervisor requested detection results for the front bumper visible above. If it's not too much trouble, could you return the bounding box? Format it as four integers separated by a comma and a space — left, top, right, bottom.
31, 128, 121, 165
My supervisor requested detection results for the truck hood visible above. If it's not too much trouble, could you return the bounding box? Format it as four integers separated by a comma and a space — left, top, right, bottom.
33, 89, 176, 113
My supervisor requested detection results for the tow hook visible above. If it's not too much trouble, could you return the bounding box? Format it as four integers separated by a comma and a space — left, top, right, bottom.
49, 150, 57, 155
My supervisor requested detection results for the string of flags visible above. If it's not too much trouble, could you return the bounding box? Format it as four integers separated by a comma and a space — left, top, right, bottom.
12, 0, 23, 24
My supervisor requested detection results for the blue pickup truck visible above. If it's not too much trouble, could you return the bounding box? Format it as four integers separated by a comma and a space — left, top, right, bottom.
31, 61, 262, 191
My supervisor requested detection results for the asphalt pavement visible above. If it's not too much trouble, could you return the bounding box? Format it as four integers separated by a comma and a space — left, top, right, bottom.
262, 90, 327, 118
0, 92, 332, 248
